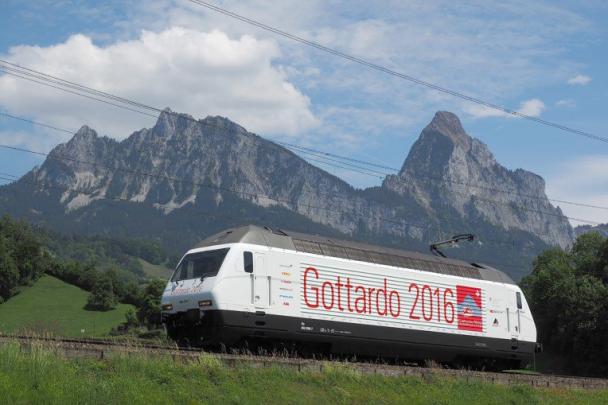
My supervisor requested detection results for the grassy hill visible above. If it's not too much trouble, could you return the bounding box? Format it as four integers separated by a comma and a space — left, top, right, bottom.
0, 275, 133, 337
139, 258, 173, 280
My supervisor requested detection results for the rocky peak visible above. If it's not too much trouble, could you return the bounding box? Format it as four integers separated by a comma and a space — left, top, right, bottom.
152, 108, 196, 136
73, 125, 98, 141
50, 125, 108, 161
384, 110, 573, 248
422, 111, 471, 148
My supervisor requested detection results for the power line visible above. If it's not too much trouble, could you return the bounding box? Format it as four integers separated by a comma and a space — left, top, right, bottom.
0, 142, 436, 232
1, 106, 606, 226
185, 0, 607, 145
0, 171, 539, 263
275, 140, 399, 172
3, 60, 606, 212
1, 64, 605, 223
278, 143, 608, 212
0, 115, 602, 230
0, 112, 73, 135
3, 100, 606, 214
0, 68, 157, 118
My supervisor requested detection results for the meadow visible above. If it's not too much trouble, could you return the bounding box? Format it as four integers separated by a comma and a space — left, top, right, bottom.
0, 275, 133, 337
0, 342, 606, 405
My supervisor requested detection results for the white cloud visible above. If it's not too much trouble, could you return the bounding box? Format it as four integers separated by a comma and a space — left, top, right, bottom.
567, 74, 591, 85
556, 99, 576, 108
516, 98, 545, 118
463, 104, 510, 119
463, 98, 545, 119
120, 1, 593, 135
546, 155, 608, 226
0, 27, 319, 139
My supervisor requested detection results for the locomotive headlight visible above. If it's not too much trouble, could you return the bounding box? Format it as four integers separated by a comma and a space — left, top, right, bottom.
198, 300, 213, 307
161, 303, 173, 311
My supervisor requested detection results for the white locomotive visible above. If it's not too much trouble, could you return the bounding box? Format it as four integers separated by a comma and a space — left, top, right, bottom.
161, 226, 539, 367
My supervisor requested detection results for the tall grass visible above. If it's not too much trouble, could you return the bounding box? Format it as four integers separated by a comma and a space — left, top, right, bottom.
0, 343, 605, 404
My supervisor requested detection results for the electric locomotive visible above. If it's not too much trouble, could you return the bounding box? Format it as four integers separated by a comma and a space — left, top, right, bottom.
161, 225, 539, 367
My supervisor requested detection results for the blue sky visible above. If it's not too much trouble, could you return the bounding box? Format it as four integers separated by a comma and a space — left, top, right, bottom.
0, 0, 607, 224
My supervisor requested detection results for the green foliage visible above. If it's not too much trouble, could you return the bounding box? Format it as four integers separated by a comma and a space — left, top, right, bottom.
0, 214, 169, 334
86, 276, 117, 311
137, 279, 165, 326
521, 231, 608, 376
0, 215, 51, 301
0, 276, 134, 337
0, 345, 606, 404
43, 231, 171, 278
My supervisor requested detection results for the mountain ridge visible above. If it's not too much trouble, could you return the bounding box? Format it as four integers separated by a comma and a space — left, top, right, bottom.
0, 109, 574, 280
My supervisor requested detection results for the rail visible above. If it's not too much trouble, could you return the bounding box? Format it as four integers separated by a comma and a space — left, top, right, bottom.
0, 334, 606, 390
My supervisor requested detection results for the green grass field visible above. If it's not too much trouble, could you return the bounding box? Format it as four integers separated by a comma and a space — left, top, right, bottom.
139, 258, 173, 279
0, 275, 134, 337
0, 344, 605, 405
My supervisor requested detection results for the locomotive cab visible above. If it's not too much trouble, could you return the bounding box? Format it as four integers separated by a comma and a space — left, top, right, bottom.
161, 245, 232, 342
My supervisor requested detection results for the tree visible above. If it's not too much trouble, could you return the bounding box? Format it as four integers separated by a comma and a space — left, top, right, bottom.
137, 279, 165, 326
521, 232, 608, 376
86, 276, 116, 311
0, 236, 19, 302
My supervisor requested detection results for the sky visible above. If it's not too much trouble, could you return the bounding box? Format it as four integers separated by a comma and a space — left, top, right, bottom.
0, 0, 606, 226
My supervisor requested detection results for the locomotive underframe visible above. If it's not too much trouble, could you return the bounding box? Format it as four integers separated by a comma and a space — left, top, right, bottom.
163, 309, 534, 368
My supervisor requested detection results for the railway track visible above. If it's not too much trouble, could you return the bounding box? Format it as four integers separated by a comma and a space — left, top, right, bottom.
1, 334, 607, 390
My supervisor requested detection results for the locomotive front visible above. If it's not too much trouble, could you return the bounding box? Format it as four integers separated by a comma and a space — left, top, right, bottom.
161, 245, 232, 344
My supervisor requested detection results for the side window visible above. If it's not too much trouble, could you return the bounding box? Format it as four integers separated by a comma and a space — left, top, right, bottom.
516, 292, 522, 309
244, 251, 253, 273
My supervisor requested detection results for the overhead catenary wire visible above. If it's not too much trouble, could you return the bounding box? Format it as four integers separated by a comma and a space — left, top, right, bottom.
0, 63, 606, 224
2, 61, 606, 214
2, 59, 607, 210
0, 113, 603, 230
185, 0, 607, 145
2, 102, 606, 215
0, 171, 536, 267
0, 105, 605, 227
273, 141, 608, 210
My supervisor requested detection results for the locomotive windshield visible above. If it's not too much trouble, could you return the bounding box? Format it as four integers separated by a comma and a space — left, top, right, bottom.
171, 248, 230, 282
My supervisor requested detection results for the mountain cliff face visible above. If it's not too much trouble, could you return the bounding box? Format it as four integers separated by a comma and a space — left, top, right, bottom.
0, 109, 575, 280
383, 111, 573, 248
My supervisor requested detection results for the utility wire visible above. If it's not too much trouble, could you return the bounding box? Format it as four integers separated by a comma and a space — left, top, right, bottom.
276, 142, 608, 212
0, 142, 435, 232
186, 0, 607, 144
0, 116, 602, 228
2, 61, 605, 213
1, 105, 605, 226
1, 64, 605, 222
2, 99, 605, 215
0, 172, 537, 263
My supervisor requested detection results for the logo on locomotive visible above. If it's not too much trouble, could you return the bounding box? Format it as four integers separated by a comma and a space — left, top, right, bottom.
456, 285, 483, 332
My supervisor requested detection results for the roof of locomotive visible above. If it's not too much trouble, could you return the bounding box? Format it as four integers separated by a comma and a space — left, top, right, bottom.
193, 225, 515, 285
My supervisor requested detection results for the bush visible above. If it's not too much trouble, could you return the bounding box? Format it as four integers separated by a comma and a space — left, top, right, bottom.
522, 232, 608, 376
86, 277, 116, 311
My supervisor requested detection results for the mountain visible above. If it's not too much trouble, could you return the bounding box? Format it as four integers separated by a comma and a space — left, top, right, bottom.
0, 109, 574, 280
383, 111, 573, 248
575, 224, 608, 238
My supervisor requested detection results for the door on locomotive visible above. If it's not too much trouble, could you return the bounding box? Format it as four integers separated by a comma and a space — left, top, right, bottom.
506, 291, 521, 349
244, 251, 271, 309
253, 253, 270, 309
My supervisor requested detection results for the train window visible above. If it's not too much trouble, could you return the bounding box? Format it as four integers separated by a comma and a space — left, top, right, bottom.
244, 251, 253, 273
171, 248, 230, 282
516, 292, 522, 309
